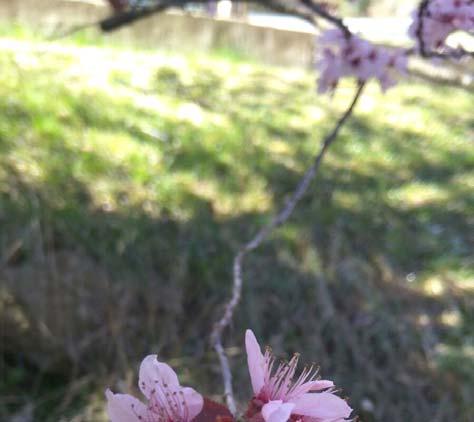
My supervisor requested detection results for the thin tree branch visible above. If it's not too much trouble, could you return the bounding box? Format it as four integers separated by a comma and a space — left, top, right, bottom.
416, 0, 431, 57
98, 0, 349, 33
101, 1, 178, 31
258, 0, 318, 26
299, 0, 351, 37
210, 82, 366, 414
53, 0, 318, 37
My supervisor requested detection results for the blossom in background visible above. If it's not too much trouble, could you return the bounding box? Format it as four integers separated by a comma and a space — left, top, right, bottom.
316, 29, 407, 93
106, 355, 204, 422
245, 330, 352, 422
409, 0, 474, 51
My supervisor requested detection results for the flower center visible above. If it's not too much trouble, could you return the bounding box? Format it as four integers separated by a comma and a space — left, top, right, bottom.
260, 349, 319, 403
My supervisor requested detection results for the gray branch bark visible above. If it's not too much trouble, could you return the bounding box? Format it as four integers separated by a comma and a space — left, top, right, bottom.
210, 82, 365, 414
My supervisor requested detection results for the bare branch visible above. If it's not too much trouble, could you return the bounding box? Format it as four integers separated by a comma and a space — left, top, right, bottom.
210, 82, 365, 414
101, 1, 178, 31
299, 0, 351, 37
98, 0, 351, 33
258, 0, 318, 26
416, 0, 431, 57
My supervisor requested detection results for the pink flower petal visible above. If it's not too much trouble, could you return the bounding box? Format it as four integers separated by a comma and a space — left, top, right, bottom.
181, 387, 204, 420
245, 329, 266, 395
139, 354, 180, 399
292, 392, 352, 420
262, 400, 295, 422
106, 389, 146, 422
308, 380, 335, 391
286, 379, 335, 401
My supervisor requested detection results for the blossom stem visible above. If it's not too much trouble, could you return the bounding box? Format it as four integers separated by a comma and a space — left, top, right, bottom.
211, 82, 366, 416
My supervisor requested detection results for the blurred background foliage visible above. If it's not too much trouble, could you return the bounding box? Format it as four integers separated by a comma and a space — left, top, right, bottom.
0, 4, 473, 422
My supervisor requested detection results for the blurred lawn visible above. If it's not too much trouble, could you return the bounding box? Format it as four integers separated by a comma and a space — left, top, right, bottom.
0, 28, 473, 421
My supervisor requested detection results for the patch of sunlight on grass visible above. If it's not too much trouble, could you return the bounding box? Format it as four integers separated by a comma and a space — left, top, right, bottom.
387, 182, 450, 208
266, 140, 300, 170
445, 267, 474, 292
420, 263, 474, 295
305, 105, 325, 122
422, 260, 474, 290
181, 175, 272, 216
83, 130, 163, 169
132, 91, 228, 129
301, 245, 324, 275
176, 102, 206, 126
132, 94, 175, 115
267, 140, 292, 156
358, 91, 378, 112
384, 107, 428, 133
435, 343, 474, 379
8, 154, 44, 183
279, 67, 307, 83
421, 276, 446, 297
438, 344, 474, 359
440, 310, 462, 327
457, 278, 474, 292
451, 172, 474, 190
333, 191, 363, 210
0, 287, 30, 332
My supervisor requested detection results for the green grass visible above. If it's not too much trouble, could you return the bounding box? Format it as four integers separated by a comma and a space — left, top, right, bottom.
0, 32, 473, 421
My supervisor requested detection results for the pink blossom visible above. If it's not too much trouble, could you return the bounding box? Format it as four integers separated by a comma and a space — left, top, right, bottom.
316, 29, 407, 93
106, 355, 204, 422
245, 330, 352, 422
409, 0, 474, 51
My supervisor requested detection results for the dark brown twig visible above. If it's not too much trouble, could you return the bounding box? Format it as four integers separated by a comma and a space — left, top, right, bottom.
210, 82, 365, 414
299, 0, 351, 37
101, 1, 179, 31
258, 0, 317, 26
416, 0, 431, 57
98, 0, 350, 33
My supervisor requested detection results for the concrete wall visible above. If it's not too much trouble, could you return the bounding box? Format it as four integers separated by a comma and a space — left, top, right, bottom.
0, 0, 109, 23
0, 0, 316, 67
120, 13, 315, 67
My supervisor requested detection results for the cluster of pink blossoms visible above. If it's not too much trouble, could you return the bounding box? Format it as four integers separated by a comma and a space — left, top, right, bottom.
317, 29, 407, 93
106, 330, 352, 422
409, 0, 474, 51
